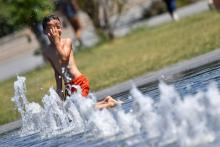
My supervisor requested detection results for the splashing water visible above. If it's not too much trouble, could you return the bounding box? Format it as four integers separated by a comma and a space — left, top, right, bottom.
11, 76, 220, 146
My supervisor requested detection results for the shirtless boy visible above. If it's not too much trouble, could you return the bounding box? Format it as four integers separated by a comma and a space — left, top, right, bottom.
42, 15, 120, 109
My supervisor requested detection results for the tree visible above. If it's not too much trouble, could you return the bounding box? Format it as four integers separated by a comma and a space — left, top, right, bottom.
79, 0, 126, 40
0, 0, 16, 37
4, 0, 54, 49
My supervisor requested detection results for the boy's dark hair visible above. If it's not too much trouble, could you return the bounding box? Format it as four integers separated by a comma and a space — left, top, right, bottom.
42, 15, 60, 31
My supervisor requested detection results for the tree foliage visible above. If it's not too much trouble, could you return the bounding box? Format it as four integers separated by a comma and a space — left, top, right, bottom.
0, 0, 16, 37
0, 0, 54, 38
5, 0, 54, 27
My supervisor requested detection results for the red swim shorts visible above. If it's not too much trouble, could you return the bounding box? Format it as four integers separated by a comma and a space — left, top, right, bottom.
65, 75, 90, 97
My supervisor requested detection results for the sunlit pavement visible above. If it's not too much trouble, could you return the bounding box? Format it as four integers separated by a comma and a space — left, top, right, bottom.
0, 52, 44, 81
113, 0, 209, 37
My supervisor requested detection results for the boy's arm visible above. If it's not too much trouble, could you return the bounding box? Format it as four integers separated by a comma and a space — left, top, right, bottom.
54, 71, 63, 98
51, 63, 65, 99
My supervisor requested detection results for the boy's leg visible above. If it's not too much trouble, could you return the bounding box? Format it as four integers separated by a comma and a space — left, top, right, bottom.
95, 96, 123, 109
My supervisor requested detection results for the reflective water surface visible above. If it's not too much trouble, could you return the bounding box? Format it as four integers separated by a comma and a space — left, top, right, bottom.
1, 61, 220, 147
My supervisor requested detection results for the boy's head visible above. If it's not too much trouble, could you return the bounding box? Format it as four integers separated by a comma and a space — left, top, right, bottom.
42, 15, 62, 37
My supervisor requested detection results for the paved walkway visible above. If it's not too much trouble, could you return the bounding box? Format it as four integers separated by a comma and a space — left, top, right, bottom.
113, 0, 209, 37
0, 52, 44, 81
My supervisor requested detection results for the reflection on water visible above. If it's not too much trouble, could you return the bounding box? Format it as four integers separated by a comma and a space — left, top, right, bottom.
4, 68, 220, 147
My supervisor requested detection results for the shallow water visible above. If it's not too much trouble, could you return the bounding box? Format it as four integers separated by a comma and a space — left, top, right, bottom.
2, 61, 220, 147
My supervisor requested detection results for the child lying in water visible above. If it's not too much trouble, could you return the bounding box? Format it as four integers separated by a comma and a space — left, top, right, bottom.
42, 15, 122, 109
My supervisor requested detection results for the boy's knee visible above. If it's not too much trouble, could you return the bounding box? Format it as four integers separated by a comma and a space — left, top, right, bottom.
108, 101, 116, 107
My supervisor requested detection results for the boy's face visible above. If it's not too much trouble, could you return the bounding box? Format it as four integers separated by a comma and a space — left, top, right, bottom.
44, 19, 62, 38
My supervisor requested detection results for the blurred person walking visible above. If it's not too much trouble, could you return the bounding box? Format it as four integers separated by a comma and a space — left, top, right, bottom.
208, 0, 220, 10
163, 0, 179, 21
58, 0, 83, 47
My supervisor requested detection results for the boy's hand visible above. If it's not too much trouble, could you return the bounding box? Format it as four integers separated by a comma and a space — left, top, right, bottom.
48, 27, 60, 44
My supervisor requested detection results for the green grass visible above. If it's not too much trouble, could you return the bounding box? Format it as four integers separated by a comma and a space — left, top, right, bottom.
1, 11, 220, 125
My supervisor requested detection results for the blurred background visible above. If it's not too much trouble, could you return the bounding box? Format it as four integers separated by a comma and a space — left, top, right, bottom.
0, 0, 212, 81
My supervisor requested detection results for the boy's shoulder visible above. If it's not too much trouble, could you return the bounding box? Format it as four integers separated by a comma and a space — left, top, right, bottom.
63, 38, 72, 45
62, 38, 73, 51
